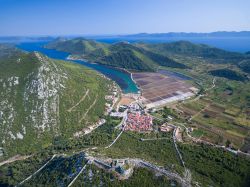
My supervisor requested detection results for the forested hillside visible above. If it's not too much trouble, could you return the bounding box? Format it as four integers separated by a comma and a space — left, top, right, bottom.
0, 46, 111, 158
137, 41, 246, 62
46, 39, 188, 71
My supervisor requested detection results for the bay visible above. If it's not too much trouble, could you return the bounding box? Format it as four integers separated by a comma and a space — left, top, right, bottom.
16, 42, 139, 93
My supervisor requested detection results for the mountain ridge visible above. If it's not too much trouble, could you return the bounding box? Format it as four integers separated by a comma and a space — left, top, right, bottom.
0, 45, 112, 157
46, 38, 188, 71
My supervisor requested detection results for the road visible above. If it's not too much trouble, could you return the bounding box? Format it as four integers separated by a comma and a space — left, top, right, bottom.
105, 126, 125, 149
90, 156, 191, 187
140, 137, 170, 141
114, 109, 128, 129
183, 77, 216, 105
138, 159, 191, 187
172, 126, 192, 185
205, 78, 216, 92
0, 154, 32, 167
105, 113, 128, 149
175, 122, 250, 157
16, 154, 56, 186
67, 161, 89, 187
173, 127, 185, 168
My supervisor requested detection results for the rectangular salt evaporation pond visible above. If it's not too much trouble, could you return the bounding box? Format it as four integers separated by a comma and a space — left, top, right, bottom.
132, 72, 196, 108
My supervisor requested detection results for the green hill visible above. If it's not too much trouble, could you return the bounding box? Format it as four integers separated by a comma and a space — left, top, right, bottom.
137, 41, 246, 63
0, 44, 23, 58
46, 39, 187, 71
0, 46, 112, 158
209, 68, 248, 81
46, 37, 109, 55
238, 60, 250, 73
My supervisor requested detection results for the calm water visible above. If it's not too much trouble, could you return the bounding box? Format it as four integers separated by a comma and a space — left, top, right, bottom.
16, 42, 139, 93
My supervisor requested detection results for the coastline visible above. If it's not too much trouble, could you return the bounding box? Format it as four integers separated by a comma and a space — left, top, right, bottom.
115, 67, 141, 94
66, 54, 140, 94
130, 72, 141, 94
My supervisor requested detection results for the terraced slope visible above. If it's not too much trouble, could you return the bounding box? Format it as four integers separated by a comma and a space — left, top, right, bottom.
0, 46, 112, 158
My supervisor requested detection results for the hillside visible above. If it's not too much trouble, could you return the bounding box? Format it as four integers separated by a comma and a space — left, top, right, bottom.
209, 68, 248, 81
0, 44, 23, 58
0, 46, 112, 158
238, 60, 250, 73
137, 41, 246, 63
46, 37, 109, 55
46, 39, 187, 71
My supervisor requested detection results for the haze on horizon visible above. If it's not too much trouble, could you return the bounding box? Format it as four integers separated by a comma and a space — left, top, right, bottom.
0, 0, 250, 36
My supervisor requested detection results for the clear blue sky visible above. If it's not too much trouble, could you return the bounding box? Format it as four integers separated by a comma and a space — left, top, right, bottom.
0, 0, 250, 36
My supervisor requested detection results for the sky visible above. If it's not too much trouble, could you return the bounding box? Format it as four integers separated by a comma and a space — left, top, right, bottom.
0, 0, 250, 36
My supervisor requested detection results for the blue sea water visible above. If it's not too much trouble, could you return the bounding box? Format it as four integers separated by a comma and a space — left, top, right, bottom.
16, 42, 139, 93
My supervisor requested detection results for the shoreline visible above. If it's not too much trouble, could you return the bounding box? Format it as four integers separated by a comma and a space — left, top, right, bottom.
67, 54, 140, 94
115, 67, 141, 94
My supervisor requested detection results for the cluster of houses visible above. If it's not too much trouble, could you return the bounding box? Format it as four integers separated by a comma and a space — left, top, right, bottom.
160, 123, 175, 132
124, 112, 153, 132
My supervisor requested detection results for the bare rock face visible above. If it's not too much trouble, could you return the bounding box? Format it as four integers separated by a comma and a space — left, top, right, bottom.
0, 52, 67, 145
0, 45, 111, 157
23, 53, 67, 133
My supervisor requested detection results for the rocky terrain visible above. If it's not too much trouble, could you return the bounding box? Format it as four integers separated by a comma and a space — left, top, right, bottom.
0, 45, 112, 158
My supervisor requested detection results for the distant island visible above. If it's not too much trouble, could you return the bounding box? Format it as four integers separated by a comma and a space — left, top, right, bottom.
119, 31, 250, 38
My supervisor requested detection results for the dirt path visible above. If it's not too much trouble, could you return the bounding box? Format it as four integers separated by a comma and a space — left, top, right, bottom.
205, 78, 216, 92
173, 127, 185, 168
189, 104, 210, 121
175, 122, 250, 157
183, 78, 216, 105
0, 155, 32, 167
79, 95, 97, 123
67, 89, 89, 112
16, 155, 56, 186
67, 162, 88, 187
140, 137, 170, 141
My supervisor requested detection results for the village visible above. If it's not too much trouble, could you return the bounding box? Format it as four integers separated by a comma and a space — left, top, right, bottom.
108, 90, 182, 135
